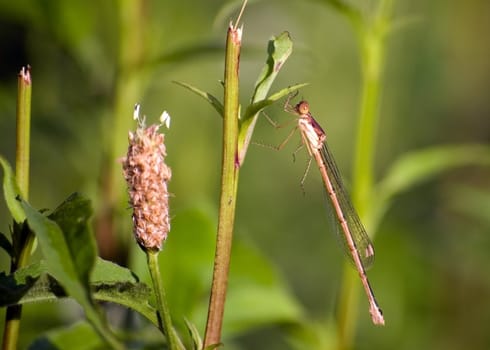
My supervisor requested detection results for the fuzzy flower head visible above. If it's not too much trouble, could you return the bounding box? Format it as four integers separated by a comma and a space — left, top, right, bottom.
122, 104, 172, 251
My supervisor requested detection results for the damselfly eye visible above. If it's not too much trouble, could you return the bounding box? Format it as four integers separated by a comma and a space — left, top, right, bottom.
296, 101, 310, 114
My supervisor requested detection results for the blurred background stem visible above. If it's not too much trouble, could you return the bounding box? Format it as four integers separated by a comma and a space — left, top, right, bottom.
96, 0, 149, 262
336, 1, 392, 348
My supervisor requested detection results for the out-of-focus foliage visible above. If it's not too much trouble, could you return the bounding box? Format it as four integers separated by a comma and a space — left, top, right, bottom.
1, 0, 490, 349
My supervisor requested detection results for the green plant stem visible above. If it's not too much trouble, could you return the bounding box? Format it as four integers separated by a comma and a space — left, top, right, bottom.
2, 67, 33, 350
337, 74, 380, 350
336, 1, 391, 348
95, 0, 148, 260
147, 251, 180, 350
204, 23, 241, 348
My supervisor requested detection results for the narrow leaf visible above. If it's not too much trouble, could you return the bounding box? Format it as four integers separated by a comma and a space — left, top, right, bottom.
236, 32, 296, 165
251, 32, 293, 103
372, 144, 490, 229
0, 156, 25, 223
184, 318, 203, 350
173, 80, 224, 116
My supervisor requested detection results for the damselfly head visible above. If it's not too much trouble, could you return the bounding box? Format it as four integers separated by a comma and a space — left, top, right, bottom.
295, 101, 310, 115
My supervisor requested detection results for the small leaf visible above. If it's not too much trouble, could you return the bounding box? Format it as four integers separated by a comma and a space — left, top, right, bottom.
251, 32, 293, 103
236, 32, 297, 165
0, 156, 25, 223
173, 80, 224, 116
184, 318, 203, 350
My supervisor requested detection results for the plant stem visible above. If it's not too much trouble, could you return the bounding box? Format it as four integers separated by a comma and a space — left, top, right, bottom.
95, 0, 148, 261
203, 23, 242, 348
337, 1, 392, 348
2, 66, 32, 350
147, 251, 180, 350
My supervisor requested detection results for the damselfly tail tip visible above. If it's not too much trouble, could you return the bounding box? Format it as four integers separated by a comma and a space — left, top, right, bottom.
370, 305, 385, 326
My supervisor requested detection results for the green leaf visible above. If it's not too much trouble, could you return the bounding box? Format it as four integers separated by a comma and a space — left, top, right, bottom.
372, 144, 490, 230
173, 80, 224, 116
92, 281, 157, 327
0, 262, 45, 306
251, 32, 293, 104
237, 32, 297, 165
91, 257, 139, 284
20, 198, 122, 349
47, 193, 96, 289
184, 318, 203, 350
0, 155, 25, 223
0, 260, 159, 329
20, 199, 91, 305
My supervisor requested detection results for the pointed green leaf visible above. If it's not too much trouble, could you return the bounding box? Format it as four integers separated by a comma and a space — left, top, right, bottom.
372, 144, 490, 229
184, 318, 203, 350
251, 32, 293, 103
0, 156, 25, 223
173, 80, 224, 116
237, 32, 304, 165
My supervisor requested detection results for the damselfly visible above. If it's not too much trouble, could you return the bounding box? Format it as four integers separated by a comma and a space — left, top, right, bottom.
283, 96, 385, 326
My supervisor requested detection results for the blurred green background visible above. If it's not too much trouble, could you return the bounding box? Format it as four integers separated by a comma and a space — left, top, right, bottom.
1, 0, 490, 349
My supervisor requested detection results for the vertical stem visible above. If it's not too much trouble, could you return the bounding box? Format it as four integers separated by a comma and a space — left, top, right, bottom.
15, 67, 31, 200
2, 66, 32, 350
96, 0, 148, 260
147, 251, 181, 350
337, 0, 391, 348
204, 23, 242, 348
